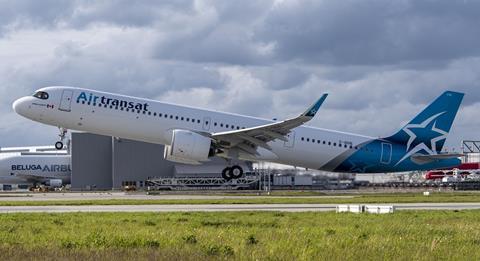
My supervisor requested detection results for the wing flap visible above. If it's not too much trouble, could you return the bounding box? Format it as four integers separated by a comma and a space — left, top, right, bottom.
211, 93, 328, 158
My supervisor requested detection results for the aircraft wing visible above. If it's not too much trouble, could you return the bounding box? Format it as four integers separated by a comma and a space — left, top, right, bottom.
14, 173, 46, 183
210, 94, 328, 156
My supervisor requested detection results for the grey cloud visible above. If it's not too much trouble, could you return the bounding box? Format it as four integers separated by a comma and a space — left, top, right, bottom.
68, 0, 195, 28
0, 0, 479, 151
257, 0, 480, 65
0, 0, 74, 33
153, 23, 269, 65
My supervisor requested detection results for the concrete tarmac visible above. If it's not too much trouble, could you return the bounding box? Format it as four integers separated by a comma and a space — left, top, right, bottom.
0, 203, 480, 213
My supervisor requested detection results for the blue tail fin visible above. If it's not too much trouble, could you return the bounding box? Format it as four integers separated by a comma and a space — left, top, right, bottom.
385, 91, 464, 153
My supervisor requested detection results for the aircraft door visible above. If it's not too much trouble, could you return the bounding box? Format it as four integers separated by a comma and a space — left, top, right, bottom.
59, 90, 74, 112
380, 143, 392, 164
202, 117, 211, 131
284, 131, 295, 148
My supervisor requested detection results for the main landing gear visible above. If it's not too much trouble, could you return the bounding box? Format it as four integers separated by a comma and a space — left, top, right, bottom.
55, 127, 68, 150
221, 165, 244, 181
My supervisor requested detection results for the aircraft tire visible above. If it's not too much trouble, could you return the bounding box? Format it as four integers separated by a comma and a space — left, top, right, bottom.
229, 165, 243, 179
55, 141, 63, 150
222, 167, 232, 181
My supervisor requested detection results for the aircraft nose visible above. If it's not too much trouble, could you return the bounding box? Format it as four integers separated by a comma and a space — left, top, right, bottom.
12, 97, 29, 116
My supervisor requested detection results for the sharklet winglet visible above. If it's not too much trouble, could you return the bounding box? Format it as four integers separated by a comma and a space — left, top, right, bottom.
302, 93, 328, 118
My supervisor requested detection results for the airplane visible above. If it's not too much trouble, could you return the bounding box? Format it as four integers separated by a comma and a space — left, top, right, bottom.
12, 86, 464, 180
0, 153, 71, 187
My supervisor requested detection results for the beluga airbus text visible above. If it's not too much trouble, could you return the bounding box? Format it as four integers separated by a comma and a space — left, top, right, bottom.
13, 87, 464, 179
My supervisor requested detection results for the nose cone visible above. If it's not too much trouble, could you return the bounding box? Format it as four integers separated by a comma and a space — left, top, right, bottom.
12, 97, 29, 116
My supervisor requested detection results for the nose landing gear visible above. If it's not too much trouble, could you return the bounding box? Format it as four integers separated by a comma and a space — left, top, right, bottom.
221, 165, 244, 181
55, 127, 68, 150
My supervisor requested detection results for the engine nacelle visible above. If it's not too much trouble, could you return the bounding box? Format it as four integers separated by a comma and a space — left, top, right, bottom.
164, 129, 214, 164
45, 179, 62, 187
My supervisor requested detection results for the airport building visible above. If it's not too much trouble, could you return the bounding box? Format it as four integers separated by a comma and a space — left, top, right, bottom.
70, 133, 251, 190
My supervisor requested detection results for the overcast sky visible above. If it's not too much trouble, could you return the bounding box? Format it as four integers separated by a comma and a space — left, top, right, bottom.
1, 0, 479, 152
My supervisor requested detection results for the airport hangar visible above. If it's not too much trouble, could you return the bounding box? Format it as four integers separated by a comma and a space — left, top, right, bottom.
70, 132, 251, 190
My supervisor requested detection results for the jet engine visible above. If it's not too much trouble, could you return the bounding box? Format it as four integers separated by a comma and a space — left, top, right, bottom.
45, 179, 63, 187
164, 129, 215, 164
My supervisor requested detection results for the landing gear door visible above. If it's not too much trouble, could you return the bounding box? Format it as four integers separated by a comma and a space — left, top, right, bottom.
202, 117, 211, 131
59, 90, 74, 112
284, 131, 295, 148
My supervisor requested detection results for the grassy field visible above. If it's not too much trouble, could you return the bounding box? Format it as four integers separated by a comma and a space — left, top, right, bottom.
1, 192, 480, 206
0, 210, 479, 260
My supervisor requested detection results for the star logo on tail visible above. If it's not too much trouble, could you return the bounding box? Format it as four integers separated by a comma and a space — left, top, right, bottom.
395, 112, 448, 166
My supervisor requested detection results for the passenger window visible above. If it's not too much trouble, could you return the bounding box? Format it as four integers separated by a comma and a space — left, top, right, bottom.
307, 138, 310, 142
301, 137, 304, 141
197, 120, 200, 123
181, 117, 184, 121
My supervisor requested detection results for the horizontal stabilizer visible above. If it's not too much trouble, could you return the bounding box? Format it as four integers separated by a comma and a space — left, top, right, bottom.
411, 153, 464, 164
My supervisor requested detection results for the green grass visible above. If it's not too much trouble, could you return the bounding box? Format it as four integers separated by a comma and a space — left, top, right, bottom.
0, 211, 479, 260
1, 192, 480, 206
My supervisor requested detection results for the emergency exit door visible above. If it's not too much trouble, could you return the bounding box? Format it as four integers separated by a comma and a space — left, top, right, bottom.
59, 90, 74, 112
380, 143, 392, 164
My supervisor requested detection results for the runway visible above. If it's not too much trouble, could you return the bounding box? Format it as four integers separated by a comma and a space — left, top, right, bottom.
1, 202, 480, 213
0, 192, 355, 201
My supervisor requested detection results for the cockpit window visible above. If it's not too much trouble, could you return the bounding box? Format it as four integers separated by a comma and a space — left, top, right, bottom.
33, 91, 49, 100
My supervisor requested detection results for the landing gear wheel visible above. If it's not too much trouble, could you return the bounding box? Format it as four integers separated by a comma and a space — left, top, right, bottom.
56, 127, 68, 150
55, 141, 64, 150
229, 165, 244, 179
222, 167, 232, 181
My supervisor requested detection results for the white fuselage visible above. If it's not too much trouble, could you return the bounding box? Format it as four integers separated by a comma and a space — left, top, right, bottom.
14, 87, 373, 171
0, 154, 71, 185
